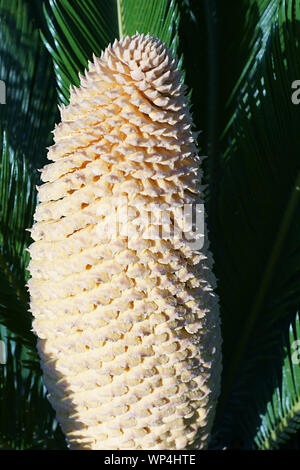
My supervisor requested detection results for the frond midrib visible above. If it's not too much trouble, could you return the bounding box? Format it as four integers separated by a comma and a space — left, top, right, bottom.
117, 0, 124, 38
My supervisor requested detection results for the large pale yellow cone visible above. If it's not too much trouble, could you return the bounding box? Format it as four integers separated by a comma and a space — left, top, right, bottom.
27, 33, 222, 450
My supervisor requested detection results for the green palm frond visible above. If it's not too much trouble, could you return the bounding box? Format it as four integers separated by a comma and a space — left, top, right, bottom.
0, 325, 66, 449
219, 0, 300, 377
42, 0, 180, 104
118, 0, 180, 53
0, 0, 57, 347
41, 0, 119, 104
0, 0, 65, 449
246, 314, 300, 449
203, 0, 300, 447
225, 0, 280, 116
0, 131, 36, 346
0, 0, 58, 169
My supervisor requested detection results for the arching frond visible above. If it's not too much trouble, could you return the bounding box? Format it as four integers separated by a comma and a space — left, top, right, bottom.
42, 0, 180, 104
251, 314, 300, 449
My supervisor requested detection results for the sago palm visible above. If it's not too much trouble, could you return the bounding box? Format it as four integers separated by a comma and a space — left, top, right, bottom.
0, 0, 299, 450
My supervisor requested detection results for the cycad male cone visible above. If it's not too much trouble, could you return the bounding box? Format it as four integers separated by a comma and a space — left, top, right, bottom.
28, 33, 222, 450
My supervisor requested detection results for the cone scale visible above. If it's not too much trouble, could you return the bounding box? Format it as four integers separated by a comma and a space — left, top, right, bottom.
28, 34, 222, 450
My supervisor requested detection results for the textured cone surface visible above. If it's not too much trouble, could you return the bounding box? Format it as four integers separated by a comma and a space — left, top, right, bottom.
28, 34, 222, 450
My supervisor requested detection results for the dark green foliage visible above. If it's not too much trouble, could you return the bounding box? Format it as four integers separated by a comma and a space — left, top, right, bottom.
0, 0, 66, 449
41, 0, 179, 103
243, 314, 300, 449
0, 0, 299, 450
0, 0, 58, 170
0, 132, 36, 346
0, 324, 66, 449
